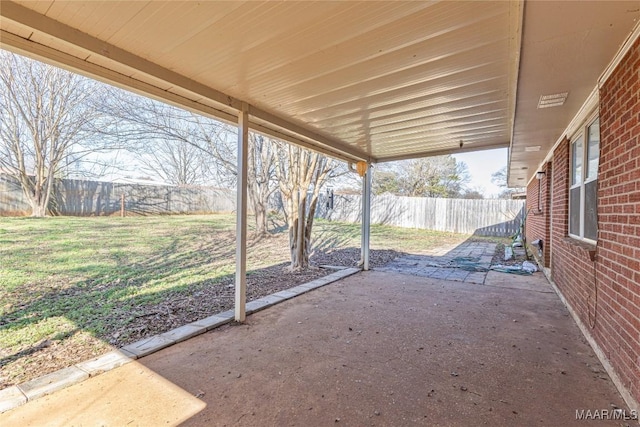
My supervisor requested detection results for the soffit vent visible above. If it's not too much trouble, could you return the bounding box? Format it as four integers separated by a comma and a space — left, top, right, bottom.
537, 92, 569, 109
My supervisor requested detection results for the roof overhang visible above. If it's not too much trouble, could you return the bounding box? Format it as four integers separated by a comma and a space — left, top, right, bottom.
508, 1, 640, 186
0, 0, 522, 164
1, 1, 638, 175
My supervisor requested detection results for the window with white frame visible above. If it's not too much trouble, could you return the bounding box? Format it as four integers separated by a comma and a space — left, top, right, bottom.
569, 116, 599, 242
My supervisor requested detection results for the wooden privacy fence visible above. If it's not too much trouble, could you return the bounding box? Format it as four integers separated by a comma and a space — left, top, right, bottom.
0, 174, 235, 216
317, 193, 525, 237
2, 174, 524, 236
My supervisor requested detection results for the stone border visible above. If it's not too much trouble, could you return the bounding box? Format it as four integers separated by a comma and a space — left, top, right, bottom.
0, 267, 360, 413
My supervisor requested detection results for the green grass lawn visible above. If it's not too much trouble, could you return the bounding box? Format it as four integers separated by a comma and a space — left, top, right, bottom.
312, 220, 468, 254
0, 214, 467, 385
1, 215, 251, 350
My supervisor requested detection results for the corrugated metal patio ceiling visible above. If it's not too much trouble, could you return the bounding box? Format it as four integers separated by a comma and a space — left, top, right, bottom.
0, 0, 520, 163
1, 1, 639, 183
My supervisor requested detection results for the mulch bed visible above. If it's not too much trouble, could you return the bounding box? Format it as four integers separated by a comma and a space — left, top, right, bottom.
2, 242, 531, 389
1, 248, 401, 388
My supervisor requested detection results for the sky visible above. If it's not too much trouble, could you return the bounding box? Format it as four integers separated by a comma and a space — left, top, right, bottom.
453, 147, 508, 198
98, 145, 511, 197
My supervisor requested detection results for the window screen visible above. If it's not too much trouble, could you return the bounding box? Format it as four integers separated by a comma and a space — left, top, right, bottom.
569, 116, 599, 242
572, 136, 583, 186
587, 119, 599, 181
584, 180, 598, 240
570, 186, 581, 236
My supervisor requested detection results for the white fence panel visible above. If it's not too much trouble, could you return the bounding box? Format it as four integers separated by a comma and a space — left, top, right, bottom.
318, 193, 525, 237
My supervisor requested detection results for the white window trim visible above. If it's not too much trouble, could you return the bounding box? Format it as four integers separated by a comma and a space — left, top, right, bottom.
568, 112, 599, 244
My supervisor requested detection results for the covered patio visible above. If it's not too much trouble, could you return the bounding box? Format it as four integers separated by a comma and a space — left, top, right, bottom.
0, 254, 628, 425
1, 0, 639, 422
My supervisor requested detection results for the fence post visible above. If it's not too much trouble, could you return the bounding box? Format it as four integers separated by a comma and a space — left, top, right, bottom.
120, 193, 125, 217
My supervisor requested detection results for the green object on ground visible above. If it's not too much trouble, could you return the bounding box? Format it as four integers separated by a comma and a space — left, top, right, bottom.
448, 257, 489, 272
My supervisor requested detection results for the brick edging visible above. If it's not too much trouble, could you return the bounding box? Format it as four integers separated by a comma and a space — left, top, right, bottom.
0, 267, 360, 413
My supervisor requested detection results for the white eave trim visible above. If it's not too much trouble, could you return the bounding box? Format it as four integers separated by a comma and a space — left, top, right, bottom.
506, 0, 526, 193
377, 141, 510, 163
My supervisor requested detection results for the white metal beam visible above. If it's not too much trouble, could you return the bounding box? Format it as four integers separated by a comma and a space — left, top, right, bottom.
248, 120, 366, 164
0, 31, 239, 125
376, 142, 509, 163
0, 30, 370, 166
1, 32, 365, 165
0, 1, 242, 108
361, 164, 372, 271
0, 1, 370, 163
235, 105, 249, 322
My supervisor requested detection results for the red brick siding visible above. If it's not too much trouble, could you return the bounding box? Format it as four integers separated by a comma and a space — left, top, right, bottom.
525, 162, 551, 266
551, 38, 640, 405
550, 138, 595, 329
597, 37, 640, 404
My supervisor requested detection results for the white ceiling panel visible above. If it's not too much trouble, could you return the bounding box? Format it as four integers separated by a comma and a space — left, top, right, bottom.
1, 0, 638, 182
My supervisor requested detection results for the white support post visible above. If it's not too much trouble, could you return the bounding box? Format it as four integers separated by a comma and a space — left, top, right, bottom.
235, 104, 249, 322
361, 164, 372, 271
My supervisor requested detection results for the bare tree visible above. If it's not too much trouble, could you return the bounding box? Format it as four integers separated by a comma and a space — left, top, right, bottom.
110, 92, 278, 235
247, 134, 278, 236
491, 166, 525, 198
135, 138, 209, 185
0, 51, 113, 216
274, 143, 335, 270
370, 156, 469, 198
106, 94, 231, 186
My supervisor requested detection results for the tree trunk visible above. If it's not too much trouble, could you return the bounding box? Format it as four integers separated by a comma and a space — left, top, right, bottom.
246, 135, 277, 238
288, 194, 311, 271
247, 176, 270, 237
29, 201, 48, 217
254, 202, 269, 237
274, 144, 334, 271
24, 177, 50, 217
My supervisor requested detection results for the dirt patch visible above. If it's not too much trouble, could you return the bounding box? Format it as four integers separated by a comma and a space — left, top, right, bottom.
0, 248, 401, 388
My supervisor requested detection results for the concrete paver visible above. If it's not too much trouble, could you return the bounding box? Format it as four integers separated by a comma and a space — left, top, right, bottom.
76, 351, 134, 376
0, 388, 26, 413
215, 309, 235, 319
245, 297, 279, 314
377, 241, 496, 285
159, 324, 207, 344
17, 367, 88, 402
120, 335, 174, 358
190, 314, 231, 331
271, 290, 298, 300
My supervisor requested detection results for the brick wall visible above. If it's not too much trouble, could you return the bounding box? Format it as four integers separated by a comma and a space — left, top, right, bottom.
551, 38, 640, 405
596, 36, 640, 405
525, 162, 552, 266
550, 138, 595, 327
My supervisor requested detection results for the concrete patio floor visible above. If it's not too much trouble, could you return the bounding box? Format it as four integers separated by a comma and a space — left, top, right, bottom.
1, 268, 632, 426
